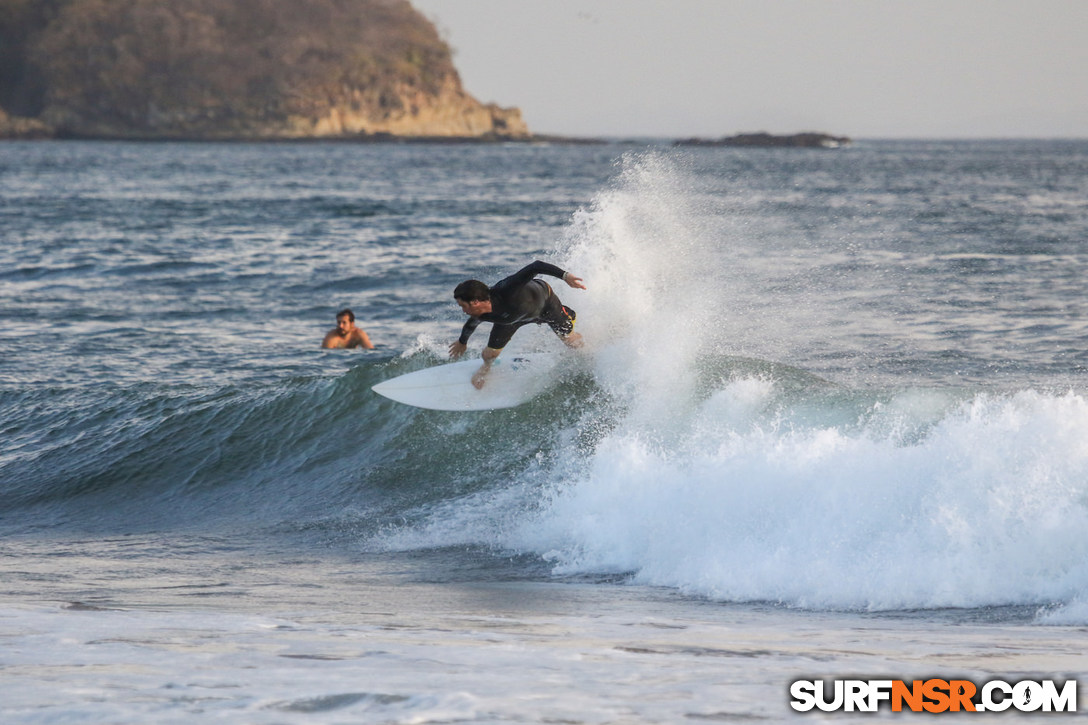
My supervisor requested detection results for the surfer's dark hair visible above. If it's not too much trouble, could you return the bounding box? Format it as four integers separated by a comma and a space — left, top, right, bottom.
336, 308, 355, 321
454, 280, 489, 302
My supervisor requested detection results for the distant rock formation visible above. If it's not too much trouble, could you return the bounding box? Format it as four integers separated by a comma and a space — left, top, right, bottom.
675, 132, 851, 148
0, 0, 529, 140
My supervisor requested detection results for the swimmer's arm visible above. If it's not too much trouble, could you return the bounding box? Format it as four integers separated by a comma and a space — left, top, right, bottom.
321, 329, 341, 348
355, 328, 375, 349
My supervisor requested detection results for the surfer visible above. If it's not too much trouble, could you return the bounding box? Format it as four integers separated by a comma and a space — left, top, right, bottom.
322, 308, 374, 349
450, 260, 586, 389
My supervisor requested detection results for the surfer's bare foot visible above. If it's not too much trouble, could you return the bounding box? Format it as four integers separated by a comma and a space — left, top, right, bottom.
563, 332, 584, 349
471, 368, 488, 389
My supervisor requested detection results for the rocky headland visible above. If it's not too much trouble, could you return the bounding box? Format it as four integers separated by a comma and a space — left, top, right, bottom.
0, 0, 528, 141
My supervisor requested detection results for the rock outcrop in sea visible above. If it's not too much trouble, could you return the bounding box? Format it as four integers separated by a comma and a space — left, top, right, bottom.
0, 0, 528, 141
675, 132, 851, 148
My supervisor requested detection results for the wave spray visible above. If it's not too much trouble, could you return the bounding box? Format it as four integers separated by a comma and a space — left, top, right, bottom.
380, 152, 1088, 620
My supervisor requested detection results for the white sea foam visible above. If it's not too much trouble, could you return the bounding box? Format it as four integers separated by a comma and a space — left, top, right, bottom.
382, 378, 1088, 617
514, 386, 1088, 611
1037, 597, 1088, 625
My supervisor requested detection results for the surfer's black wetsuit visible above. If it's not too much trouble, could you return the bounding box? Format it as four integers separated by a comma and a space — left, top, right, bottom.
458, 261, 577, 350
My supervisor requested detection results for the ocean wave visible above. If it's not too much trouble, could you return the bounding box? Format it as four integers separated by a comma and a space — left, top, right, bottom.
374, 375, 1088, 618
0, 350, 593, 534
7, 141, 1088, 624
365, 150, 1088, 618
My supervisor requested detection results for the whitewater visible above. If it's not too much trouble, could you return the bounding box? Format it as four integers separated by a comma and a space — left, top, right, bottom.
2, 139, 1087, 722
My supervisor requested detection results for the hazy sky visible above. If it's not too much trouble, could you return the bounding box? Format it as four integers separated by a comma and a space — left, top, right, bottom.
411, 0, 1088, 139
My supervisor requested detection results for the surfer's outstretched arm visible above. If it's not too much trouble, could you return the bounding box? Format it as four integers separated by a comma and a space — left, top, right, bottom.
561, 271, 586, 290
472, 346, 501, 389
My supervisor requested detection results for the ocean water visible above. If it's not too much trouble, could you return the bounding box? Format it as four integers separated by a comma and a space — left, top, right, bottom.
2, 138, 1087, 722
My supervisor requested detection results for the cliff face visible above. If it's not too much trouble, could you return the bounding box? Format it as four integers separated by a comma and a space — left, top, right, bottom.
0, 0, 528, 140
0, 108, 51, 139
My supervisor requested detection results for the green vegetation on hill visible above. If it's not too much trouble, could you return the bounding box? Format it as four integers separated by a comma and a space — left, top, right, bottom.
0, 0, 524, 139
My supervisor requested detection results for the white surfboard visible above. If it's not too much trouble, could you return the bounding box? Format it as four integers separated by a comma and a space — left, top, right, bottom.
372, 353, 561, 411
